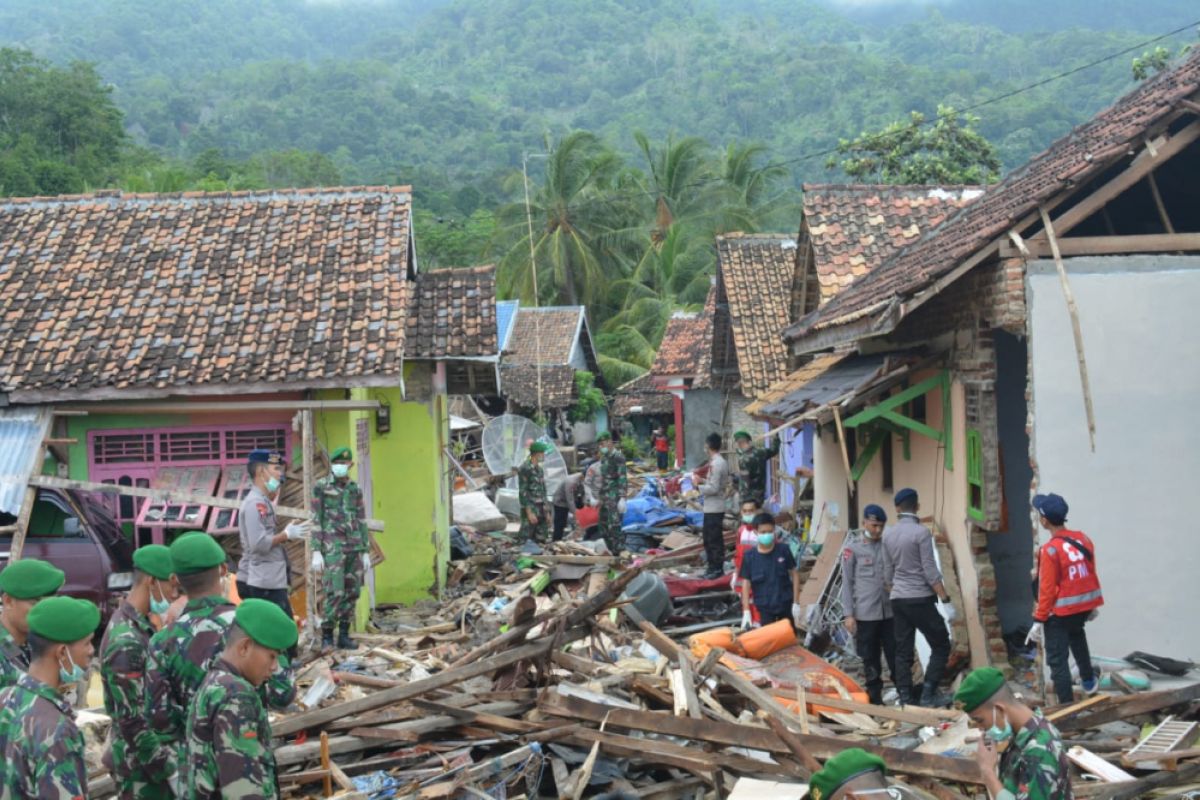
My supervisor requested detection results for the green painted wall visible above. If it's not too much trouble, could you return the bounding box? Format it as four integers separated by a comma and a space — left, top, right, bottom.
349, 376, 449, 605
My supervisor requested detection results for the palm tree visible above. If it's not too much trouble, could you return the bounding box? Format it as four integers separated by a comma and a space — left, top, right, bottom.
495, 131, 642, 308
634, 131, 722, 245
721, 141, 791, 230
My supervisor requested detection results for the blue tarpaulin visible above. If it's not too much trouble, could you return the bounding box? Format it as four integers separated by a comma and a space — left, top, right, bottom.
622, 477, 703, 528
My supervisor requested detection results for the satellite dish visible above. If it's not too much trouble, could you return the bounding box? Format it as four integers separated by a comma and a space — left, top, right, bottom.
482, 414, 568, 497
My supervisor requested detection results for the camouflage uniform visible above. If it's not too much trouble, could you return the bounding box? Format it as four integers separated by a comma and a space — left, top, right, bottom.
100, 600, 167, 799
0, 624, 28, 691
997, 709, 1073, 800
311, 475, 369, 625
144, 595, 294, 794
736, 437, 780, 507
517, 456, 548, 542
0, 672, 87, 799
182, 658, 278, 800
598, 448, 628, 554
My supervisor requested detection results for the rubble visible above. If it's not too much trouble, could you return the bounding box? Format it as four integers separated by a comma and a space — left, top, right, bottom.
88, 470, 1200, 799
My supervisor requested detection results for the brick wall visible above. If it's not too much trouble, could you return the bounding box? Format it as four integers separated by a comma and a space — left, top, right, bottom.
885, 254, 1029, 671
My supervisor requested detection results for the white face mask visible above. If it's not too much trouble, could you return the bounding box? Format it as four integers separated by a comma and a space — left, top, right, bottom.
331, 463, 350, 479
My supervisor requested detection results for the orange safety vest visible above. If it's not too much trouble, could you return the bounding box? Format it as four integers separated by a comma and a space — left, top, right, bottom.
1035, 529, 1103, 621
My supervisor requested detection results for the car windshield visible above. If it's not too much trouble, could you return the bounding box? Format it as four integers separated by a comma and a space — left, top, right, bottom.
68, 490, 134, 567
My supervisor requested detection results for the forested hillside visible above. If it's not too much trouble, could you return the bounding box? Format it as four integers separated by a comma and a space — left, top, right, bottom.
1, 0, 1195, 384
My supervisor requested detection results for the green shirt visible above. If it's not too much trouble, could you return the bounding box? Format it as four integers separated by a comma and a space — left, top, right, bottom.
0, 623, 28, 691
997, 709, 1073, 800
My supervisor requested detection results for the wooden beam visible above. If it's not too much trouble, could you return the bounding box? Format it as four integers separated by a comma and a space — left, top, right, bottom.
1001, 232, 1200, 259
1181, 98, 1200, 116
832, 407, 854, 494
58, 399, 383, 414
539, 690, 984, 784
557, 727, 796, 780
1058, 683, 1200, 733
9, 487, 37, 561
1030, 120, 1200, 241
301, 409, 318, 645
1146, 173, 1176, 234
792, 693, 961, 725
1039, 206, 1097, 452
763, 714, 820, 775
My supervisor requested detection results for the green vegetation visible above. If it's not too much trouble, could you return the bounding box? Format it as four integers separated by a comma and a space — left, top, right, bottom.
1, 0, 1196, 383
568, 371, 608, 424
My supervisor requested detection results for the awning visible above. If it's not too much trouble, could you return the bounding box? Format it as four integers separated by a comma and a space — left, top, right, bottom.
748, 355, 887, 422
0, 407, 52, 518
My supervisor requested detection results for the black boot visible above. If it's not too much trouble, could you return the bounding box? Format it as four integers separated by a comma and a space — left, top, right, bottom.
321, 627, 335, 649
336, 621, 357, 650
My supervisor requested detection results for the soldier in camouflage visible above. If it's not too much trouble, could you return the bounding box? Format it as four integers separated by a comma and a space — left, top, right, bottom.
100, 545, 179, 800
0, 558, 65, 691
144, 533, 295, 796
596, 431, 628, 555
517, 441, 550, 542
183, 599, 298, 800
733, 430, 780, 508
956, 667, 1074, 800
310, 447, 370, 650
0, 595, 98, 799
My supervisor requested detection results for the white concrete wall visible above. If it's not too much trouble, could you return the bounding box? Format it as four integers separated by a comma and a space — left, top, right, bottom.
1028, 255, 1200, 660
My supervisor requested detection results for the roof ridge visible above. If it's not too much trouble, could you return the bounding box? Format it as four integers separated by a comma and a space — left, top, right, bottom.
802, 183, 987, 193
0, 185, 414, 207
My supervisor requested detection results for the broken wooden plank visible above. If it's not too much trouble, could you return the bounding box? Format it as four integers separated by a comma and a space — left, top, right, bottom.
1045, 694, 1112, 725
559, 728, 793, 780
676, 653, 702, 720
800, 693, 961, 725
539, 688, 983, 784
763, 714, 820, 775
1058, 683, 1200, 733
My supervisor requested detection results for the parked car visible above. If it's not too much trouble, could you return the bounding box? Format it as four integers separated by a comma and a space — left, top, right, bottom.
0, 488, 135, 626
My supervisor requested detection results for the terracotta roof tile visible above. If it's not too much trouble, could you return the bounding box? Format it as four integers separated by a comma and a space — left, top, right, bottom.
651, 285, 715, 386
406, 265, 497, 359
800, 185, 982, 305
715, 233, 796, 399
0, 187, 414, 398
500, 364, 577, 409
504, 307, 583, 366
611, 372, 674, 416
788, 50, 1200, 343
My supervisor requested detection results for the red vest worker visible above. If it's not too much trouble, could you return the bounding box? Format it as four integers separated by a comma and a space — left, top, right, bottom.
1027, 492, 1103, 704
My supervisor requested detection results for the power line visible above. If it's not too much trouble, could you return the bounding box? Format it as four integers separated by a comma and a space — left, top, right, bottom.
509, 18, 1200, 214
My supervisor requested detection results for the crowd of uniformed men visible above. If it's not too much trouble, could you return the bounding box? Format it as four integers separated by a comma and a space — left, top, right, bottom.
519, 428, 1102, 800
0, 422, 1103, 798
0, 444, 368, 798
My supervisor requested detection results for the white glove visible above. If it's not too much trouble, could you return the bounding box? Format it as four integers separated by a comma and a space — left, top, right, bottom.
617, 498, 627, 514
740, 610, 752, 630
943, 603, 958, 623
310, 551, 325, 573
362, 553, 372, 573
1025, 621, 1044, 646
791, 603, 803, 627
285, 521, 311, 540
730, 572, 738, 590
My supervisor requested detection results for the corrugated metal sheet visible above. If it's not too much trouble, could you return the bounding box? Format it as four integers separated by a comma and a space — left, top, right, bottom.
496, 299, 519, 354
0, 407, 51, 517
755, 355, 887, 421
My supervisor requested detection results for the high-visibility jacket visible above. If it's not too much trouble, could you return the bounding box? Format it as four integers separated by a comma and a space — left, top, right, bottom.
1035, 529, 1103, 622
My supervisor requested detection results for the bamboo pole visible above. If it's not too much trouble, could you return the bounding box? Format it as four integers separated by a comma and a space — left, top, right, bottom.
1039, 206, 1097, 451
832, 407, 855, 493
9, 488, 37, 562
302, 410, 319, 649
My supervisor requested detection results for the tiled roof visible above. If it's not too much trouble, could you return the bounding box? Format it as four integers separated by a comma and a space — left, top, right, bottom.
504, 306, 583, 366
787, 50, 1200, 345
0, 187, 413, 400
500, 364, 577, 409
651, 284, 715, 387
406, 266, 497, 359
611, 372, 674, 416
801, 185, 982, 305
715, 233, 796, 399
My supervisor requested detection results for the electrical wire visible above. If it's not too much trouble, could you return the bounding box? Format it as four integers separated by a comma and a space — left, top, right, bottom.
481, 17, 1200, 219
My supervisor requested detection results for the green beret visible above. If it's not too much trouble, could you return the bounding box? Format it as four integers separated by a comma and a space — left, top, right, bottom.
330, 447, 352, 462
235, 598, 299, 651
169, 533, 227, 575
28, 596, 100, 643
529, 441, 550, 454
0, 559, 65, 600
808, 748, 887, 800
733, 430, 752, 441
596, 431, 613, 442
133, 545, 174, 581
954, 666, 1007, 712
